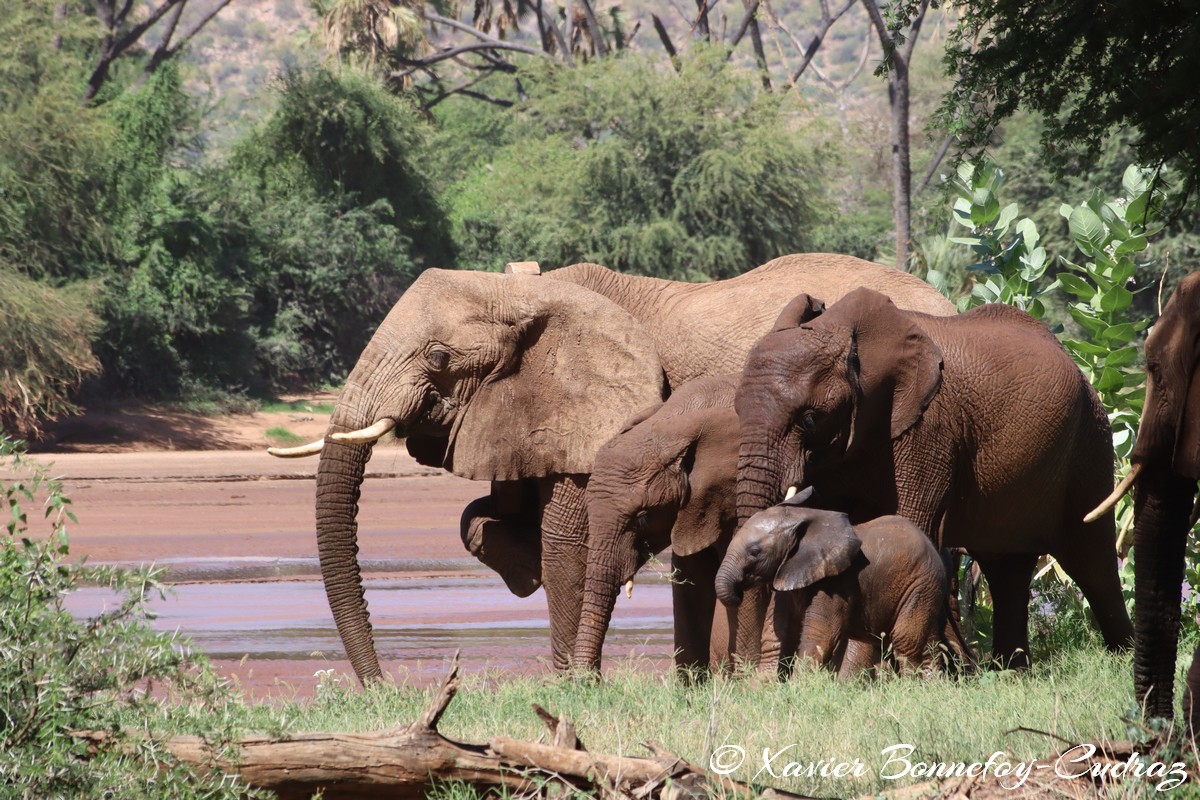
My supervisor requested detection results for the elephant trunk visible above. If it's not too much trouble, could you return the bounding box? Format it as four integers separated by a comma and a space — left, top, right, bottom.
573, 553, 625, 672
736, 442, 788, 526
1132, 466, 1196, 720
715, 553, 747, 607
314, 374, 423, 685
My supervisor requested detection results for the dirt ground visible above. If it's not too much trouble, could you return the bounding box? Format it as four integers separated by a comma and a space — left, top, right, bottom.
31, 393, 341, 453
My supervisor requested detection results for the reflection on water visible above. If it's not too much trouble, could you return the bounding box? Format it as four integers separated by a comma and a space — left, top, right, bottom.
66, 566, 675, 673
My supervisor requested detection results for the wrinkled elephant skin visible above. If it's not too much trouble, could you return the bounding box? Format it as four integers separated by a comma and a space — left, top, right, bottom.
734, 288, 1133, 669
303, 256, 957, 682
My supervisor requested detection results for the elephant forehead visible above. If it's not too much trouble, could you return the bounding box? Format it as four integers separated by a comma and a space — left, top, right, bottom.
741, 505, 798, 536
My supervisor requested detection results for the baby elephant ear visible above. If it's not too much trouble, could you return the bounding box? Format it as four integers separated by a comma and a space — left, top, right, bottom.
773, 511, 862, 592
771, 293, 826, 332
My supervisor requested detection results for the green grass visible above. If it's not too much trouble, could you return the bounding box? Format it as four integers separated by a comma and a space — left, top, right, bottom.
265, 426, 307, 446
226, 647, 1164, 797
258, 399, 335, 414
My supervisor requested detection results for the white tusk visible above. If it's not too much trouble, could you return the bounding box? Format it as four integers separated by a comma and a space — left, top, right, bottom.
785, 485, 798, 500
330, 418, 397, 444
625, 580, 634, 599
267, 439, 324, 458
1084, 463, 1143, 523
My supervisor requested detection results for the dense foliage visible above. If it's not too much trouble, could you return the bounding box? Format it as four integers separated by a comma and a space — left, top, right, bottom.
0, 437, 269, 798
442, 48, 825, 278
902, 0, 1200, 197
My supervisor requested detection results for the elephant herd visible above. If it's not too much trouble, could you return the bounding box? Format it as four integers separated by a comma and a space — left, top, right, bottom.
269, 255, 1200, 732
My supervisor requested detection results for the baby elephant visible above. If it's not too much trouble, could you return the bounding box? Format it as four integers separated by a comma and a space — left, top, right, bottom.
715, 490, 970, 676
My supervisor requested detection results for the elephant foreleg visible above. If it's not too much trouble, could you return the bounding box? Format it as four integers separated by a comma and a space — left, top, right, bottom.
722, 586, 771, 675
539, 475, 589, 672
795, 591, 849, 674
670, 549, 719, 677
837, 637, 880, 680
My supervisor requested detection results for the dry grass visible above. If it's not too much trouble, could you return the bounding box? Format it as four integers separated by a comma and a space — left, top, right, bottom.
0, 269, 99, 437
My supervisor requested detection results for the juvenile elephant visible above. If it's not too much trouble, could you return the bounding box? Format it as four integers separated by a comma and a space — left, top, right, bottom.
268, 257, 956, 682
735, 288, 1134, 669
715, 489, 970, 675
1086, 271, 1200, 728
582, 374, 741, 673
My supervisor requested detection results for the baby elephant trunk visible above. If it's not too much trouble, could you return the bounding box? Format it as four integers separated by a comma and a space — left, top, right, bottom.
715, 557, 748, 607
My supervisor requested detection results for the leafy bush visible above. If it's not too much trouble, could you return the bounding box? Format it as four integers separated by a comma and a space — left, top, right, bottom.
0, 436, 268, 798
443, 47, 825, 278
0, 269, 100, 437
938, 160, 1176, 638
95, 64, 453, 395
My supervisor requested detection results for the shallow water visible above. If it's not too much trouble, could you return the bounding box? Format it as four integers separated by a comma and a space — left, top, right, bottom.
66, 560, 676, 690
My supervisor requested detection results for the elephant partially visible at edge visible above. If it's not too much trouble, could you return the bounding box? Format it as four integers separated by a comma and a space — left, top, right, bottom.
1086, 271, 1200, 729
715, 489, 972, 676
734, 288, 1134, 669
269, 255, 957, 683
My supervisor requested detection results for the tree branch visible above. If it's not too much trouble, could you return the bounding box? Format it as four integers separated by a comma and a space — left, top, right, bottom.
915, 133, 954, 195
728, 0, 760, 48
391, 39, 547, 74
651, 14, 679, 69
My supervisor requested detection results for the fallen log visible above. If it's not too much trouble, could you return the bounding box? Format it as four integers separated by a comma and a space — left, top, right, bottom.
75, 654, 820, 800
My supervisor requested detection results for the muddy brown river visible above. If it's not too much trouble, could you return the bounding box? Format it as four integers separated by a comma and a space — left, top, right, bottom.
46, 450, 674, 697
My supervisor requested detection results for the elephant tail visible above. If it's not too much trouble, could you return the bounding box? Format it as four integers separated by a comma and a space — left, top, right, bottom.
940, 609, 976, 675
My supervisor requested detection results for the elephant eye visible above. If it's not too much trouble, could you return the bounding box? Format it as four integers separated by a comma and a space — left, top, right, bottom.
429, 348, 450, 371
800, 410, 817, 432
633, 510, 650, 532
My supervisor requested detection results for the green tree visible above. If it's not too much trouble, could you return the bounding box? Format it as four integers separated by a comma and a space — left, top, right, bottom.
443, 48, 824, 279
907, 0, 1200, 195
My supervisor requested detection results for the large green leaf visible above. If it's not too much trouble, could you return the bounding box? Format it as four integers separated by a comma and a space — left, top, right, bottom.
1105, 345, 1139, 368
971, 187, 1000, 227
1057, 272, 1094, 299
1095, 367, 1125, 392
1069, 205, 1106, 257
1099, 284, 1134, 313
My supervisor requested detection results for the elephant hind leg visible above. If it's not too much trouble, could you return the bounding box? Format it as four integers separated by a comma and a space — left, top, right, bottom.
975, 553, 1037, 669
1051, 545, 1133, 652
887, 586, 943, 676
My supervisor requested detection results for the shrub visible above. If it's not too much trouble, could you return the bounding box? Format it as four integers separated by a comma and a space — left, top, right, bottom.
0, 436, 269, 799
0, 269, 99, 437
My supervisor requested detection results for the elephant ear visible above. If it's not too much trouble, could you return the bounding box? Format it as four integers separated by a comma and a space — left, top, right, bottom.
1175, 364, 1200, 479
671, 409, 740, 556
619, 401, 667, 435
771, 293, 826, 332
772, 510, 862, 592
445, 276, 668, 481
832, 288, 943, 439
1152, 273, 1200, 479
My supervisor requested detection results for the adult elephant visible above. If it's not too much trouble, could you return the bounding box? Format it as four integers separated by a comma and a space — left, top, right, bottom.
1086, 271, 1200, 729
269, 256, 955, 683
734, 288, 1134, 668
